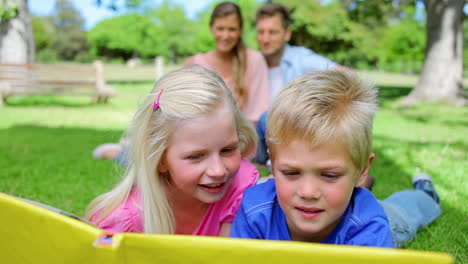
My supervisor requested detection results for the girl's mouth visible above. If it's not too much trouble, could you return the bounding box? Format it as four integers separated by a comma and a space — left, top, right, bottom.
199, 183, 225, 193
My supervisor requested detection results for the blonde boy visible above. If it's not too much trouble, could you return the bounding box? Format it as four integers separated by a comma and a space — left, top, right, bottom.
231, 70, 440, 247
231, 70, 441, 247
231, 69, 392, 246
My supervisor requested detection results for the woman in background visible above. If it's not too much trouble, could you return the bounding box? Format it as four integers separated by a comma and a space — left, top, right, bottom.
186, 1, 269, 124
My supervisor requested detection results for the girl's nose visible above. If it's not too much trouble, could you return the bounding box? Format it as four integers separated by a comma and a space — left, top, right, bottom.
206, 155, 227, 178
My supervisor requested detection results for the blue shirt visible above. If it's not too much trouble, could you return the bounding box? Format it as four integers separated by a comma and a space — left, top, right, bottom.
280, 44, 338, 86
231, 179, 393, 248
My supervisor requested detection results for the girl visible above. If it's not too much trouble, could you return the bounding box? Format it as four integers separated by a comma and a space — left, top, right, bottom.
186, 1, 269, 124
86, 65, 259, 236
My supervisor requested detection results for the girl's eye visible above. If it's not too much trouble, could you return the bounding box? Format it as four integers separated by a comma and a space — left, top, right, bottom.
221, 146, 237, 153
187, 154, 203, 160
221, 148, 234, 153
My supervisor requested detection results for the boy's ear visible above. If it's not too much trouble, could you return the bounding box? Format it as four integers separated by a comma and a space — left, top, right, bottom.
356, 152, 375, 186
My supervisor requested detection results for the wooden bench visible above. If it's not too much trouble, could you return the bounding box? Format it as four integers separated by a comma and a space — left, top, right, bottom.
0, 61, 116, 106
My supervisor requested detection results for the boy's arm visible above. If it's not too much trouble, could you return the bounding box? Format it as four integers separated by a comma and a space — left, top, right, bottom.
347, 217, 394, 248
230, 203, 262, 239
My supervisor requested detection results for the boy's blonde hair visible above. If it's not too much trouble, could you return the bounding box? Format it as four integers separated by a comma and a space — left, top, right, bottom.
86, 65, 257, 234
267, 69, 377, 173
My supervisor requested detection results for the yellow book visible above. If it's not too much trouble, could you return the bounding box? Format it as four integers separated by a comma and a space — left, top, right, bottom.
0, 192, 453, 264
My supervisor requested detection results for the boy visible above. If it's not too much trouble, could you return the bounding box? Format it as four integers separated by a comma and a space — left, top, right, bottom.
231, 70, 441, 247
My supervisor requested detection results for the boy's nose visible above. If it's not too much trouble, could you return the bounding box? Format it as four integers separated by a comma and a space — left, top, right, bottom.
297, 178, 321, 200
206, 155, 227, 178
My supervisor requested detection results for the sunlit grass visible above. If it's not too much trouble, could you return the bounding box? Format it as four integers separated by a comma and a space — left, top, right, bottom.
0, 75, 466, 263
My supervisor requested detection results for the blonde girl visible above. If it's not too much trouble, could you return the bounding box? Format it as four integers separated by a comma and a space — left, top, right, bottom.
86, 65, 259, 236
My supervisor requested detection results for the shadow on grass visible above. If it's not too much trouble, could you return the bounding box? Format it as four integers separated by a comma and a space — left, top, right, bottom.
378, 85, 412, 101
3, 95, 110, 108
109, 80, 155, 85
372, 134, 466, 262
0, 124, 125, 215
398, 109, 468, 127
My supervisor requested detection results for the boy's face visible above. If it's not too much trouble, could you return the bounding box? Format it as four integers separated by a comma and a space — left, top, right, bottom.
271, 139, 369, 243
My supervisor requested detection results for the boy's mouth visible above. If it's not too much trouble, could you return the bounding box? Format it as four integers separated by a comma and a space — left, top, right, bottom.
295, 207, 324, 219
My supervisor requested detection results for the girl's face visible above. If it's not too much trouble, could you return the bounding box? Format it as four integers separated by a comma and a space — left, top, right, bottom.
210, 14, 242, 54
160, 103, 241, 206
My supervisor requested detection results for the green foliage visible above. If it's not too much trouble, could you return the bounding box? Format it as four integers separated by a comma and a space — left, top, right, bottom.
89, 13, 163, 59
32, 0, 90, 62
375, 20, 425, 73
0, 2, 18, 22
50, 0, 89, 60
32, 15, 59, 62
148, 1, 198, 62
32, 16, 53, 50
271, 0, 429, 72
276, 0, 373, 68
32, 0, 460, 74
464, 19, 468, 76
36, 49, 59, 63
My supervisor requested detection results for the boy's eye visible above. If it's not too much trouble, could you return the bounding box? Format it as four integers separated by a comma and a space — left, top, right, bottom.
280, 170, 300, 177
322, 173, 340, 180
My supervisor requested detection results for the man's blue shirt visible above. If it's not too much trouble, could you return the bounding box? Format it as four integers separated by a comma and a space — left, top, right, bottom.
280, 44, 338, 86
231, 179, 393, 248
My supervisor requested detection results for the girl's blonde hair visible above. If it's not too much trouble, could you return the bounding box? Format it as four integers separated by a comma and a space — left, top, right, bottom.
210, 1, 248, 109
86, 65, 257, 234
267, 69, 378, 174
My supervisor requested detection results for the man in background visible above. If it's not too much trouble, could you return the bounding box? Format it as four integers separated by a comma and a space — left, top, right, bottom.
254, 2, 346, 164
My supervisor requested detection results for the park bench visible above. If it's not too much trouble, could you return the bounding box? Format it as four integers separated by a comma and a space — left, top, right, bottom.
0, 61, 116, 106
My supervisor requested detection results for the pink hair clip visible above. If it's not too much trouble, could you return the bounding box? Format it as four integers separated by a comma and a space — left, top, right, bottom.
153, 89, 164, 109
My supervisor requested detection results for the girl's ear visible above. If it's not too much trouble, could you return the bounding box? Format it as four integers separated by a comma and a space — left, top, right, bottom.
158, 155, 168, 173
356, 152, 375, 187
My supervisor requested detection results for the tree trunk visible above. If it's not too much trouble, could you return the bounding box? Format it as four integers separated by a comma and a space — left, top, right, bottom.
0, 0, 35, 64
401, 0, 466, 106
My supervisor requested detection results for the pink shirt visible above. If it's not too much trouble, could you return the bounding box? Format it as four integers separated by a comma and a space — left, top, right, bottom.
92, 160, 259, 236
188, 49, 269, 123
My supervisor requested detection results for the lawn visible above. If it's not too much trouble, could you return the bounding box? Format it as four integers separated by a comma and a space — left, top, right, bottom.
0, 68, 466, 263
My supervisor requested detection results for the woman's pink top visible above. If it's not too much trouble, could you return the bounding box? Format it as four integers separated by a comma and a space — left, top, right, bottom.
188, 49, 269, 123
92, 160, 259, 236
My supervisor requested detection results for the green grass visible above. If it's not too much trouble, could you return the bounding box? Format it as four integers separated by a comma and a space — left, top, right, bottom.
0, 74, 466, 263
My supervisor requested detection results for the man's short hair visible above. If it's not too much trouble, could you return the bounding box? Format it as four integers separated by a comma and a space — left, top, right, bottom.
256, 3, 292, 29
267, 70, 378, 173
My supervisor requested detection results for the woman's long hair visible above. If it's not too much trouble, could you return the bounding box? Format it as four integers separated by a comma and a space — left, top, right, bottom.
210, 2, 248, 109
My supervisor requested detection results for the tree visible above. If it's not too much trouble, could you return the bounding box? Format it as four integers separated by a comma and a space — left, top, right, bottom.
49, 0, 89, 61
402, 0, 467, 106
89, 14, 162, 60
0, 0, 34, 63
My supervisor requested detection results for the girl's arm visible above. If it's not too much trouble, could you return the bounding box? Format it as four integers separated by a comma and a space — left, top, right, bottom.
218, 223, 232, 237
